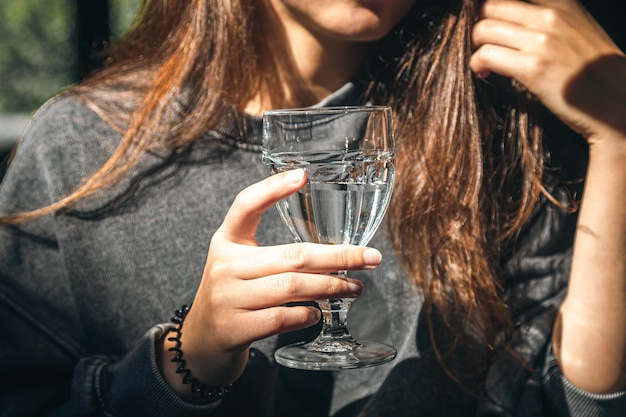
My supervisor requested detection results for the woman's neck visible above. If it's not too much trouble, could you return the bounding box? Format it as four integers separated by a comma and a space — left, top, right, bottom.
244, 1, 367, 115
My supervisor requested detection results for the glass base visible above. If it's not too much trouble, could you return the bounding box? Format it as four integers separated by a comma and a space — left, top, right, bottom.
274, 340, 397, 371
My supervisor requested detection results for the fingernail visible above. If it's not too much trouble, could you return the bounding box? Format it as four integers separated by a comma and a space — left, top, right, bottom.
474, 70, 490, 80
309, 307, 321, 324
362, 248, 382, 266
285, 168, 305, 184
348, 279, 363, 294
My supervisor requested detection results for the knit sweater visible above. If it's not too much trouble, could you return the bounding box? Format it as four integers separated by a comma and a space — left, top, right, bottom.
0, 83, 624, 416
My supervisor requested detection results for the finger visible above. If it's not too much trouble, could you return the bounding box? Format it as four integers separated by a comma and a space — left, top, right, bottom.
480, 0, 582, 33
470, 43, 534, 81
222, 272, 363, 310
479, 0, 563, 30
472, 18, 541, 51
220, 169, 306, 243
222, 243, 382, 279
523, 0, 573, 8
228, 306, 322, 348
479, 0, 541, 22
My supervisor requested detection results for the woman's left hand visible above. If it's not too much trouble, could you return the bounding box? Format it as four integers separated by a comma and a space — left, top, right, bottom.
470, 0, 626, 144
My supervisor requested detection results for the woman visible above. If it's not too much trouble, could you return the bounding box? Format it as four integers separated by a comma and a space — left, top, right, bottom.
0, 0, 624, 415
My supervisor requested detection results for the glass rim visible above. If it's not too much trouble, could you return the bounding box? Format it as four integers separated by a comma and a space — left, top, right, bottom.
262, 105, 391, 117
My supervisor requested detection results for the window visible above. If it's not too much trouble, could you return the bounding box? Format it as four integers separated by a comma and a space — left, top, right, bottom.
0, 0, 141, 161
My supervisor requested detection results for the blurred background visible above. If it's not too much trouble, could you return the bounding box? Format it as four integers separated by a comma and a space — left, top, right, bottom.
0, 1, 623, 163
0, 0, 141, 161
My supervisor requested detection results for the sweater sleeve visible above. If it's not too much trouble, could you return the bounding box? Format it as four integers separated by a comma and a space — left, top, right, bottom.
72, 325, 221, 416
0, 96, 220, 416
542, 345, 626, 417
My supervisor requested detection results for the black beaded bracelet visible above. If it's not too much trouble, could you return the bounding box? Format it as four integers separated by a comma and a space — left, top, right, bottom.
168, 304, 235, 403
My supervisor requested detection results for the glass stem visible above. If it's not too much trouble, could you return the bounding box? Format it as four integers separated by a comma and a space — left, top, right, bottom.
311, 270, 360, 350
316, 297, 357, 343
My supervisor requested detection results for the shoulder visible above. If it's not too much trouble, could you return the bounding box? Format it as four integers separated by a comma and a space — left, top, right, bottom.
2, 93, 122, 204
20, 92, 120, 151
16, 92, 121, 169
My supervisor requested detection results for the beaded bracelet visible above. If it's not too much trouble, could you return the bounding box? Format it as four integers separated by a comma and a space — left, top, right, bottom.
168, 304, 235, 403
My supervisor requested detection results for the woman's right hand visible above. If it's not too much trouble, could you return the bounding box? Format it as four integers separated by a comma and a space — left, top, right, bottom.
159, 168, 382, 400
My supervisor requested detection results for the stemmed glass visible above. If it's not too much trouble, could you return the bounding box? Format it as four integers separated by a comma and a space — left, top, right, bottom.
261, 106, 397, 370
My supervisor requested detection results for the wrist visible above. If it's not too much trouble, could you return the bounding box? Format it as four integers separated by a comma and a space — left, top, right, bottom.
157, 305, 237, 404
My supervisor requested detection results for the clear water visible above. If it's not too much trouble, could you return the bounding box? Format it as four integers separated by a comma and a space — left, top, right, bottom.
263, 149, 395, 246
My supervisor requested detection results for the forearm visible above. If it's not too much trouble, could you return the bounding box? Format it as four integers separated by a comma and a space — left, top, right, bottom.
555, 134, 626, 393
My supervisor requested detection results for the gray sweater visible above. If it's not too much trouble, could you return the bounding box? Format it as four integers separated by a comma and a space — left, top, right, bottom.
0, 85, 624, 416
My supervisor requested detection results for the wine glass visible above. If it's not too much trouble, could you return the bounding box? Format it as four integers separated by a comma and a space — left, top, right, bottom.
261, 106, 397, 370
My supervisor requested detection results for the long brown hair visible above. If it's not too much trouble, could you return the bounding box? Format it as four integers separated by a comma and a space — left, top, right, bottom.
2, 0, 550, 383
383, 0, 547, 384
1, 0, 312, 222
